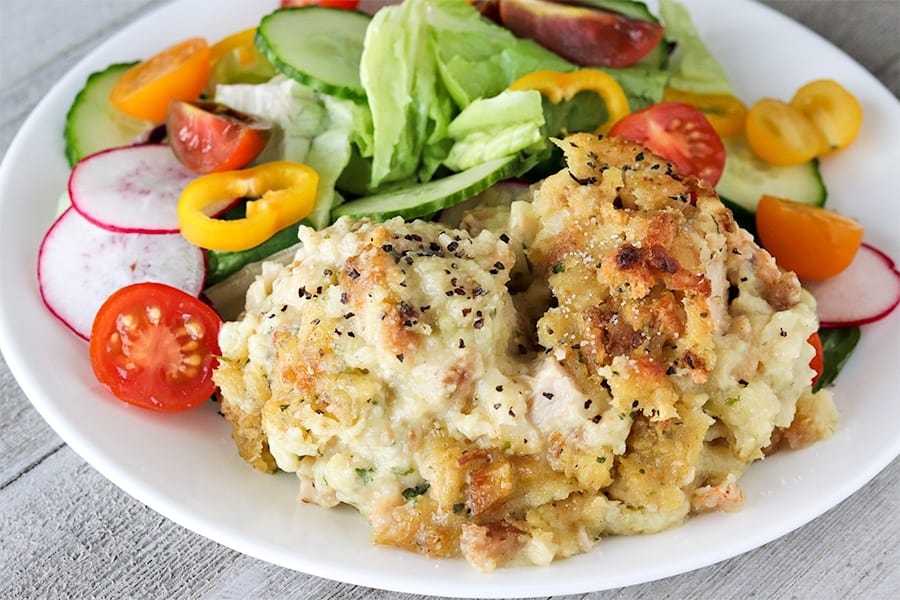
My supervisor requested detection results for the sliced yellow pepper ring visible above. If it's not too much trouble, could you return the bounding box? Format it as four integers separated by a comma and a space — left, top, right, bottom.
662, 88, 748, 138
509, 69, 631, 134
178, 161, 319, 252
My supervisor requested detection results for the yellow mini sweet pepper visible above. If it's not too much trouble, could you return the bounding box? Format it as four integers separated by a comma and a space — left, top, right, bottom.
178, 161, 318, 252
509, 69, 631, 134
662, 88, 748, 137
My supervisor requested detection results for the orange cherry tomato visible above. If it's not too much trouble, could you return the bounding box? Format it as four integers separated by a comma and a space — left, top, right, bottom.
110, 37, 211, 122
745, 98, 827, 166
790, 79, 863, 155
89, 282, 222, 412
756, 194, 864, 280
808, 332, 824, 386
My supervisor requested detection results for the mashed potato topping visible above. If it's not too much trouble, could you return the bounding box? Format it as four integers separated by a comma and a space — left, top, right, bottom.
214, 133, 838, 570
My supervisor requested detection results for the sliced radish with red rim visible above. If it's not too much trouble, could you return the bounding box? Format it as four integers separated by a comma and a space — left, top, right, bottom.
68, 144, 197, 234
38, 207, 206, 339
804, 242, 900, 328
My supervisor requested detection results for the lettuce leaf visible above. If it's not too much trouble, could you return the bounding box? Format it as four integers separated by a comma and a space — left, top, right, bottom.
360, 0, 453, 188
659, 0, 733, 94
359, 0, 571, 189
427, 0, 572, 108
444, 89, 546, 171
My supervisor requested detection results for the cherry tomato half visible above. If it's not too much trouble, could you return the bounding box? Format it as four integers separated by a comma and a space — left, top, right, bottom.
89, 282, 223, 412
206, 28, 276, 92
808, 331, 824, 386
745, 98, 826, 166
609, 101, 727, 187
756, 194, 864, 281
167, 100, 271, 173
110, 37, 211, 122
498, 0, 665, 68
790, 79, 863, 155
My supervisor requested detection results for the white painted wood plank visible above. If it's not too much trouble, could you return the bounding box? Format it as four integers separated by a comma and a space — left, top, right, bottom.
0, 0, 160, 153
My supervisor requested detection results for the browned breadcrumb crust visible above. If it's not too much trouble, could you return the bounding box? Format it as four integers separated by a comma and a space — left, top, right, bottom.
213, 133, 837, 570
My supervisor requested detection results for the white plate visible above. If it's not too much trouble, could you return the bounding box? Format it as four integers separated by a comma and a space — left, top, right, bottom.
1, 0, 898, 596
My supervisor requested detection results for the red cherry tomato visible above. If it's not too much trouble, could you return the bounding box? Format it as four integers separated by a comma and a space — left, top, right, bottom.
167, 100, 271, 173
609, 101, 727, 187
498, 0, 665, 68
808, 332, 824, 386
89, 282, 223, 412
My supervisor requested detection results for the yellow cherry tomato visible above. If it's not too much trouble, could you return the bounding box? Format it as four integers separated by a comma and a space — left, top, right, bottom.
790, 79, 863, 155
206, 28, 275, 92
209, 28, 258, 67
662, 88, 748, 137
509, 69, 631, 134
756, 194, 864, 280
178, 161, 319, 252
110, 37, 211, 122
745, 98, 827, 166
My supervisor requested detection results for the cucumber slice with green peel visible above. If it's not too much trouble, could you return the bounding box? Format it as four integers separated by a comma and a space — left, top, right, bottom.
333, 154, 539, 221
716, 136, 826, 213
64, 62, 154, 167
573, 0, 660, 22
255, 7, 371, 102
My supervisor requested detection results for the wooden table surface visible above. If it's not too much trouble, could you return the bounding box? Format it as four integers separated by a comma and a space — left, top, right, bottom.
1, 1, 898, 598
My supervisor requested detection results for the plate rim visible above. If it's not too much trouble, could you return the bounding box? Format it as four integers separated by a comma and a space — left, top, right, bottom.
1, 0, 898, 597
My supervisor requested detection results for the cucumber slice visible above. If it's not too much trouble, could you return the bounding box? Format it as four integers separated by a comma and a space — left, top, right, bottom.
255, 7, 370, 101
332, 154, 537, 221
573, 0, 659, 23
717, 136, 826, 213
64, 62, 154, 167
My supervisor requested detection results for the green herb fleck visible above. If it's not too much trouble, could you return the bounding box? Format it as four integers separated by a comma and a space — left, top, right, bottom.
552, 263, 566, 274
355, 467, 374, 484
596, 456, 607, 464
452, 502, 467, 514
725, 396, 740, 406
402, 482, 431, 500
391, 466, 415, 476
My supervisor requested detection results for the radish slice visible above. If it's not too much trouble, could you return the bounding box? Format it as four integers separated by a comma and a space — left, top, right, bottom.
69, 144, 196, 234
804, 242, 900, 327
38, 207, 206, 339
